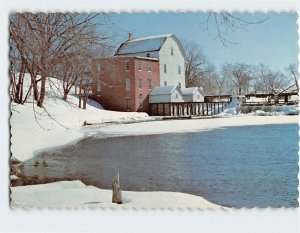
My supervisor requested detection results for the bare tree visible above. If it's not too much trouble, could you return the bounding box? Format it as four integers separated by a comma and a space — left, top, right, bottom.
286, 64, 299, 92
204, 13, 268, 47
183, 41, 213, 88
222, 63, 253, 95
253, 64, 289, 94
10, 13, 114, 107
210, 72, 229, 95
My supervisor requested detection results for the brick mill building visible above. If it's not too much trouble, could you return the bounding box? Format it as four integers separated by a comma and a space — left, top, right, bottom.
92, 56, 159, 113
91, 33, 205, 113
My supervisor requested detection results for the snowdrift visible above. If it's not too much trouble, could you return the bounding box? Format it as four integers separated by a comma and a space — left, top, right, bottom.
218, 96, 299, 117
11, 180, 225, 209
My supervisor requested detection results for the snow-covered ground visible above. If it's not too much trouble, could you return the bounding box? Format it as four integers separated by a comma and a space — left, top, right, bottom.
10, 75, 299, 209
11, 180, 224, 209
10, 75, 153, 162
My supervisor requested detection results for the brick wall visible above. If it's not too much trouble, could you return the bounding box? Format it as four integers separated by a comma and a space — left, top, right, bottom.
92, 57, 159, 113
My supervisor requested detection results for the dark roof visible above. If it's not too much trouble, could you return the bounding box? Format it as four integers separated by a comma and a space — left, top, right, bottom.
115, 34, 173, 55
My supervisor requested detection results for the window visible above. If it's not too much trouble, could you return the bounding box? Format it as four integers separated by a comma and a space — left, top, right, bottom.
125, 78, 130, 90
147, 79, 152, 89
146, 53, 150, 57
197, 94, 200, 98
97, 64, 101, 72
178, 82, 181, 88
178, 65, 181, 75
138, 79, 142, 89
175, 94, 179, 99
164, 81, 167, 86
125, 60, 130, 71
171, 47, 174, 56
147, 61, 152, 72
97, 80, 101, 92
164, 64, 167, 73
138, 60, 142, 71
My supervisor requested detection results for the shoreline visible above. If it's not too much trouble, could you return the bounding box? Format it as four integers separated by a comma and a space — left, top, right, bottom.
11, 114, 299, 162
85, 114, 299, 140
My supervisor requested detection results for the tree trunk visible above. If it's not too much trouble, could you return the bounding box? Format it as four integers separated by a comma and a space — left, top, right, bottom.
112, 173, 122, 204
79, 88, 82, 108
37, 73, 46, 107
83, 95, 87, 109
14, 65, 25, 104
238, 87, 242, 95
63, 89, 68, 101
33, 81, 39, 101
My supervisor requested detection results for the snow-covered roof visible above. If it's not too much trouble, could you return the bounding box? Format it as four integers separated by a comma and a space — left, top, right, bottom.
115, 34, 173, 55
181, 87, 205, 96
149, 86, 179, 96
181, 87, 199, 96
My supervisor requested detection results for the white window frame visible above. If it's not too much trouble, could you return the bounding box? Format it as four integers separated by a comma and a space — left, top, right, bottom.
138, 79, 142, 89
138, 60, 142, 71
147, 79, 152, 90
147, 61, 152, 72
125, 60, 130, 71
125, 78, 130, 90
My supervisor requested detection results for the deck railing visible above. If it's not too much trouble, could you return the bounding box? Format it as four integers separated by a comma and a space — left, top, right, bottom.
149, 102, 229, 117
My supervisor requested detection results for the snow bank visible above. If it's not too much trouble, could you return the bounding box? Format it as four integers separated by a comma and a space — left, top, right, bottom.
11, 180, 224, 209
217, 96, 240, 117
247, 105, 300, 116
218, 95, 299, 117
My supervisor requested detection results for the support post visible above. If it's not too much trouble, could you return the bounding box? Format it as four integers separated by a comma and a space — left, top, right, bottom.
206, 103, 208, 116
112, 173, 122, 204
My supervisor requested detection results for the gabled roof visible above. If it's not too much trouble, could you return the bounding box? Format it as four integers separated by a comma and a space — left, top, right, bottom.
115, 33, 181, 56
149, 86, 181, 96
181, 87, 205, 96
181, 87, 199, 96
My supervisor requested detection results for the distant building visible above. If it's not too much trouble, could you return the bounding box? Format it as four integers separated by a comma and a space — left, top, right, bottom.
149, 86, 184, 103
92, 56, 159, 113
115, 33, 185, 89
181, 87, 205, 102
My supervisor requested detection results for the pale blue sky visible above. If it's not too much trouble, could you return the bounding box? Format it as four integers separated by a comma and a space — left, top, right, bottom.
109, 12, 298, 72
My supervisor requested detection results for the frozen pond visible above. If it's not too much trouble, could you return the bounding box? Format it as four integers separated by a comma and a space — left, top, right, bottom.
20, 123, 299, 208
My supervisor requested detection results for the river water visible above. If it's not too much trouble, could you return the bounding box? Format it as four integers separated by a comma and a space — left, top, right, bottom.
20, 123, 299, 208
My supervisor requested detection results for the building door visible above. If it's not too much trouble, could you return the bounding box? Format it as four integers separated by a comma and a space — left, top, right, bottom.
126, 97, 130, 111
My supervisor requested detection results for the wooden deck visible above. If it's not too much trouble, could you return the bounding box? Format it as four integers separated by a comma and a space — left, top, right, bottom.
149, 102, 228, 117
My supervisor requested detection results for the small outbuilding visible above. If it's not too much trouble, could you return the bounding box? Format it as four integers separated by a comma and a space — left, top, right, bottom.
181, 87, 204, 102
149, 86, 183, 103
